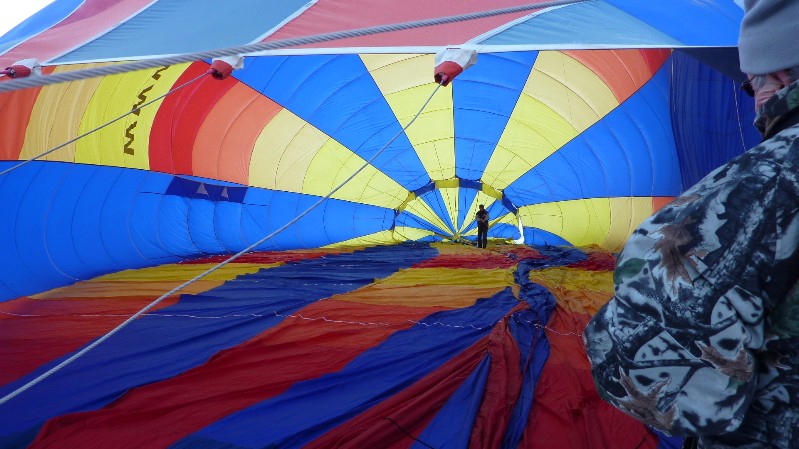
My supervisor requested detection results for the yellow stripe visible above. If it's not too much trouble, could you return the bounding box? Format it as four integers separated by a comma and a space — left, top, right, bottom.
404, 198, 452, 234
518, 197, 656, 251
379, 267, 512, 287
248, 109, 408, 209
361, 54, 456, 181
322, 227, 435, 247
532, 52, 618, 132
20, 63, 104, 162
76, 63, 191, 169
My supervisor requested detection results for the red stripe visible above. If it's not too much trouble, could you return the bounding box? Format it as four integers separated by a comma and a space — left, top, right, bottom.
29, 300, 449, 448
521, 308, 657, 448
468, 304, 526, 448
149, 62, 237, 175
0, 295, 179, 386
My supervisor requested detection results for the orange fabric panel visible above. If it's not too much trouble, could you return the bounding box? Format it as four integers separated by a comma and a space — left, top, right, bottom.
564, 50, 668, 104
0, 67, 54, 160
652, 196, 676, 213
192, 84, 282, 184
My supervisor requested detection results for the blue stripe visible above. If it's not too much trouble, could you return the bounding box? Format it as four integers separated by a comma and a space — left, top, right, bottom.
504, 62, 682, 206
454, 52, 537, 181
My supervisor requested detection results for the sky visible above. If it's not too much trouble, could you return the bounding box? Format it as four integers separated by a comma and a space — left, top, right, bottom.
0, 1, 56, 39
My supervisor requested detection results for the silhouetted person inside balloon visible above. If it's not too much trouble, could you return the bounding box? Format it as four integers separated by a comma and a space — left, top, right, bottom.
583, 1, 799, 448
475, 204, 489, 248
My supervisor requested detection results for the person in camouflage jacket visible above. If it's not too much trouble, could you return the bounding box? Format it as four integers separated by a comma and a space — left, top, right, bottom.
583, 2, 799, 445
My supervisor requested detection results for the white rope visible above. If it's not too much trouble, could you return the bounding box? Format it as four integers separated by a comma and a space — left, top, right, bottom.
0, 0, 589, 94
0, 71, 209, 177
0, 80, 443, 407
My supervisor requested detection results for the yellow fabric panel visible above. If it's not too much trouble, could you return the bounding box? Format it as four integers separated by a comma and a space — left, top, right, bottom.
20, 64, 105, 162
434, 178, 459, 189
391, 226, 436, 242
249, 109, 327, 192
518, 198, 612, 247
379, 267, 513, 288
530, 52, 619, 132
322, 229, 400, 248
32, 263, 270, 299
604, 197, 657, 252
337, 283, 506, 308
518, 197, 658, 251
438, 185, 459, 234
482, 94, 577, 190
75, 63, 190, 169
361, 54, 455, 182
305, 139, 408, 209
529, 267, 614, 316
404, 197, 453, 234
249, 108, 408, 208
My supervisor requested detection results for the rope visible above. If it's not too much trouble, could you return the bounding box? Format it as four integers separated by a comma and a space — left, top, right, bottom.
0, 0, 590, 94
0, 71, 209, 177
0, 80, 443, 407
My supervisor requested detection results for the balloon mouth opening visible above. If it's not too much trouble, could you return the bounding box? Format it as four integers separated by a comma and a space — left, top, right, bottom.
391, 177, 522, 243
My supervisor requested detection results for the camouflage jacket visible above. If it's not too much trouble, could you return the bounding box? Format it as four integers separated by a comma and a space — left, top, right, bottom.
584, 79, 799, 448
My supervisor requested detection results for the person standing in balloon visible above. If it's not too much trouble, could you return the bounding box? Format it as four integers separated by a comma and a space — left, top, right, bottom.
583, 1, 799, 448
475, 204, 489, 248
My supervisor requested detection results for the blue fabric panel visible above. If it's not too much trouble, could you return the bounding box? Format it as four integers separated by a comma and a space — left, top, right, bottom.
522, 227, 572, 247
527, 245, 588, 268
457, 187, 479, 231
0, 162, 54, 299
165, 177, 248, 203
0, 0, 83, 54
187, 199, 227, 254
504, 63, 682, 206
214, 201, 247, 252
420, 190, 456, 234
395, 211, 449, 236
0, 245, 436, 438
454, 52, 537, 181
501, 263, 557, 449
670, 51, 760, 189
240, 190, 391, 250
52, 0, 311, 63
412, 356, 492, 449
233, 54, 429, 190
481, 2, 681, 47
173, 289, 519, 449
606, 0, 743, 47
489, 223, 520, 240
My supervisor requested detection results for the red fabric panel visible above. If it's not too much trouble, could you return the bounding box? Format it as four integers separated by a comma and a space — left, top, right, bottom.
179, 248, 346, 265
468, 304, 526, 448
0, 0, 153, 68
641, 49, 673, 75
567, 251, 616, 271
264, 0, 547, 49
149, 62, 236, 175
414, 247, 542, 269
521, 308, 658, 449
0, 296, 179, 386
29, 300, 448, 448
